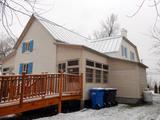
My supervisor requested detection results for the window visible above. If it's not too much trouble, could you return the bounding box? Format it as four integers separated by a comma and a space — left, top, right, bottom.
85, 60, 109, 83
121, 45, 125, 56
68, 68, 79, 74
26, 42, 30, 51
68, 60, 79, 66
19, 62, 33, 74
121, 45, 128, 58
103, 64, 109, 70
86, 68, 93, 83
95, 70, 101, 83
124, 47, 128, 58
22, 40, 34, 53
58, 63, 66, 72
103, 71, 108, 83
66, 59, 79, 74
96, 63, 102, 68
22, 64, 28, 74
3, 67, 9, 72
86, 60, 94, 67
130, 51, 135, 61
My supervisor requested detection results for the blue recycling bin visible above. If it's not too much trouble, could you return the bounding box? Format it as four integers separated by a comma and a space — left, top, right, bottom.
90, 88, 105, 109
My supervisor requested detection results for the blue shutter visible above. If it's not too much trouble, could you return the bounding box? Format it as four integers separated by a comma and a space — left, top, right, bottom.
29, 40, 34, 52
22, 42, 26, 53
28, 62, 33, 74
19, 64, 23, 74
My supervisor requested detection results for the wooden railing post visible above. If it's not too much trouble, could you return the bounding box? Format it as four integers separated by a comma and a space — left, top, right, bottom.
20, 72, 25, 106
58, 72, 63, 113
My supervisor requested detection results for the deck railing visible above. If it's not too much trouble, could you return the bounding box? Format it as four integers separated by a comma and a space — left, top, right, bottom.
0, 73, 83, 105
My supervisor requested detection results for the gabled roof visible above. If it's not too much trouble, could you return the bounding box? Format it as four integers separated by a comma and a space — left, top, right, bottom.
38, 16, 123, 53
13, 15, 138, 58
88, 36, 122, 53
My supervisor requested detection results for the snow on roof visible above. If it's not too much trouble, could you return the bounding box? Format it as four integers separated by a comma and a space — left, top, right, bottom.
38, 18, 89, 45
88, 36, 122, 53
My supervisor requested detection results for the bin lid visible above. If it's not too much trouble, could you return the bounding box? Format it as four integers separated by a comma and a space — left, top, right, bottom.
104, 88, 117, 90
90, 88, 104, 90
91, 88, 117, 90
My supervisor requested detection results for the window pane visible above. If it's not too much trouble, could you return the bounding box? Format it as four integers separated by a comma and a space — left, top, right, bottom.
103, 64, 109, 70
121, 45, 124, 56
125, 47, 128, 58
3, 68, 9, 72
103, 71, 108, 83
96, 70, 101, 83
96, 63, 102, 68
68, 60, 79, 66
67, 67, 79, 74
86, 68, 93, 83
130, 51, 135, 61
58, 63, 66, 72
22, 64, 28, 74
86, 60, 94, 67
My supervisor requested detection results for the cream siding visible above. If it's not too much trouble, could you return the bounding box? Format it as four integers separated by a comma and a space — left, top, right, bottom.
138, 66, 147, 96
108, 58, 147, 99
14, 19, 57, 74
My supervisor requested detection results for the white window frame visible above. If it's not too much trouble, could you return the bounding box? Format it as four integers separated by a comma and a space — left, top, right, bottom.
85, 59, 109, 83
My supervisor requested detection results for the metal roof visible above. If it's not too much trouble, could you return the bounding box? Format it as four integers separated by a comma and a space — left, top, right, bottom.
88, 36, 122, 53
39, 18, 89, 45
38, 17, 122, 54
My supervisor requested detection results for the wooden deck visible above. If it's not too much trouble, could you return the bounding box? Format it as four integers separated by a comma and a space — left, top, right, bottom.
0, 73, 83, 116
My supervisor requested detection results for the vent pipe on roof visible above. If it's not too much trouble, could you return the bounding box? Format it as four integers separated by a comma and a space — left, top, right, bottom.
121, 28, 127, 38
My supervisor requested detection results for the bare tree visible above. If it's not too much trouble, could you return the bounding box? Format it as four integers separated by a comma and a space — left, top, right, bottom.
129, 0, 160, 27
93, 14, 120, 39
130, 0, 160, 69
0, 34, 15, 60
0, 0, 53, 39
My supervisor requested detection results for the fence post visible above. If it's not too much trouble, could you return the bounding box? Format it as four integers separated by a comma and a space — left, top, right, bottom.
20, 72, 25, 106
58, 72, 63, 113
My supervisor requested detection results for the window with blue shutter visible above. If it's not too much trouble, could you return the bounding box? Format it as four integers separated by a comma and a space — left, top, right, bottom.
27, 62, 33, 74
19, 64, 23, 74
29, 40, 34, 52
22, 42, 26, 53
22, 40, 34, 53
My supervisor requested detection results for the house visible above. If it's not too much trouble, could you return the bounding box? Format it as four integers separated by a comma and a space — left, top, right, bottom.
89, 29, 140, 62
2, 15, 147, 104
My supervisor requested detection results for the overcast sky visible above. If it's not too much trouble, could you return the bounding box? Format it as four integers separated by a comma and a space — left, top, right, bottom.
1, 0, 159, 77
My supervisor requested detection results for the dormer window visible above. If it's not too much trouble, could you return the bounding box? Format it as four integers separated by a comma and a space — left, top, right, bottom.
121, 45, 128, 58
130, 51, 135, 61
22, 40, 34, 53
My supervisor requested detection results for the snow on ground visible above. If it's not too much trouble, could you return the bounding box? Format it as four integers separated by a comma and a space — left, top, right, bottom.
36, 94, 160, 120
